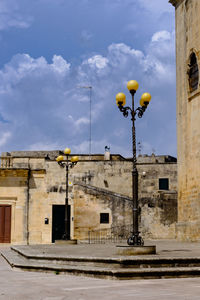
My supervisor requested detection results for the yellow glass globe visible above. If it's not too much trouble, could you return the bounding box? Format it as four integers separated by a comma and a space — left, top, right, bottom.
140, 98, 145, 107
127, 80, 139, 91
56, 155, 64, 162
140, 93, 151, 107
71, 156, 79, 163
116, 93, 126, 106
64, 148, 71, 155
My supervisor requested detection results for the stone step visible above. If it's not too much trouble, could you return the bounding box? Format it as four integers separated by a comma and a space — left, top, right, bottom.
55, 240, 77, 245
3, 249, 200, 280
10, 246, 200, 269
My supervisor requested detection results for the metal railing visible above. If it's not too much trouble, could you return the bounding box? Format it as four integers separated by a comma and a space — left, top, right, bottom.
88, 224, 133, 244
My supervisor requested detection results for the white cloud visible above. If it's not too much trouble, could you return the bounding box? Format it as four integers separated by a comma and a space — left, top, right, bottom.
68, 115, 90, 132
86, 55, 109, 70
72, 140, 91, 154
114, 128, 125, 138
0, 54, 71, 90
152, 31, 171, 42
108, 43, 144, 59
81, 30, 93, 42
0, 132, 11, 147
72, 138, 131, 156
75, 117, 89, 126
0, 0, 32, 31
107, 43, 144, 70
28, 141, 60, 151
91, 102, 104, 120
51, 55, 71, 75
143, 30, 175, 84
0, 29, 176, 157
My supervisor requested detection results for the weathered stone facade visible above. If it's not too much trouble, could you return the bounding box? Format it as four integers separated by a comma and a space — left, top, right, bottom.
0, 150, 177, 244
73, 183, 133, 241
137, 155, 177, 239
170, 0, 200, 240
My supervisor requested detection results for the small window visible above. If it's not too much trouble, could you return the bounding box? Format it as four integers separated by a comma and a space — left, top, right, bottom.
188, 52, 199, 92
100, 213, 109, 224
159, 178, 169, 190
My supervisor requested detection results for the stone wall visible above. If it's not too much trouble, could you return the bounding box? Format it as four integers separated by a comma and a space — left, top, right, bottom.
72, 183, 177, 241
73, 183, 132, 241
0, 169, 34, 244
140, 191, 177, 239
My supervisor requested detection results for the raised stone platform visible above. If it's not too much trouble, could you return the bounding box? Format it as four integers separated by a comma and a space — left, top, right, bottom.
2, 240, 200, 280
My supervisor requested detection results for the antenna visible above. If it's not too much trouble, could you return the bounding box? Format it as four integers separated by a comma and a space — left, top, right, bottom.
78, 86, 92, 157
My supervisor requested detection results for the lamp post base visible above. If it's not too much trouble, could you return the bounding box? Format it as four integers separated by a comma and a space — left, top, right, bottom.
116, 245, 156, 256
127, 233, 144, 246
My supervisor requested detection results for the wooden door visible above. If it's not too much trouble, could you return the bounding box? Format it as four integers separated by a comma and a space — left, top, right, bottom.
0, 205, 11, 243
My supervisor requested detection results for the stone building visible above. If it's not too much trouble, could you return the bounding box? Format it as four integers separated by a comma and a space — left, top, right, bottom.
169, 0, 200, 240
0, 150, 177, 244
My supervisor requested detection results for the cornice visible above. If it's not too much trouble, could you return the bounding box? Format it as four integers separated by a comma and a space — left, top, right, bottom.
169, 0, 176, 6
169, 0, 185, 8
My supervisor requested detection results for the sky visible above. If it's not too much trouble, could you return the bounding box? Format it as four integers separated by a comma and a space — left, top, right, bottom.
0, 0, 176, 157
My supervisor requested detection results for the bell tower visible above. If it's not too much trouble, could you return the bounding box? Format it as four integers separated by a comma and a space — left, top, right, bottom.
170, 0, 200, 241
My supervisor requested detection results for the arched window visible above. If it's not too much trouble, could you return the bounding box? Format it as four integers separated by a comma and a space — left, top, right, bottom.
188, 52, 199, 92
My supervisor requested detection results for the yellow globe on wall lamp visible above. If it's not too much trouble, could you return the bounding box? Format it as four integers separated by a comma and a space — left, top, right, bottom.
56, 155, 64, 162
116, 92, 126, 107
140, 93, 151, 107
64, 148, 71, 155
127, 80, 139, 92
71, 156, 79, 163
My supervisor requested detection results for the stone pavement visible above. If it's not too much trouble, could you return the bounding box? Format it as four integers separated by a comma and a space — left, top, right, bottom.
1, 246, 200, 300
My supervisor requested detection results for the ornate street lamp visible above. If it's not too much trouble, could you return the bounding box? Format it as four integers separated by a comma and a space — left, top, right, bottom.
116, 80, 151, 246
56, 148, 79, 240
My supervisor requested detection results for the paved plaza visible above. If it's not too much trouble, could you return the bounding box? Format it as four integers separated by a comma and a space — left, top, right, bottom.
1, 240, 200, 299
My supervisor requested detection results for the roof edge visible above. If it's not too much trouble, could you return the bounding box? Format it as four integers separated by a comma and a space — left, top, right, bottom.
169, 0, 184, 8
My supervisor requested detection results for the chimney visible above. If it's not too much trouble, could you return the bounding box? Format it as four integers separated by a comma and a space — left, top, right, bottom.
104, 146, 110, 160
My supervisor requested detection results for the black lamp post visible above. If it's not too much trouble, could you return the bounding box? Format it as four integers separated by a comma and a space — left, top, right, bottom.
116, 80, 151, 246
56, 148, 78, 240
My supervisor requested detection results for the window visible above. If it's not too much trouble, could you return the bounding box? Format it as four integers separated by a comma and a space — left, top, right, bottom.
159, 178, 169, 190
100, 213, 109, 224
188, 52, 199, 92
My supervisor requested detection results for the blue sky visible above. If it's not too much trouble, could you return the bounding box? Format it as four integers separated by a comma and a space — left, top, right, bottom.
0, 0, 176, 157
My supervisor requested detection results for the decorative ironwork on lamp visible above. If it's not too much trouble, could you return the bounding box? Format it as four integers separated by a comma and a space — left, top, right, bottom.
56, 148, 79, 240
116, 80, 151, 246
